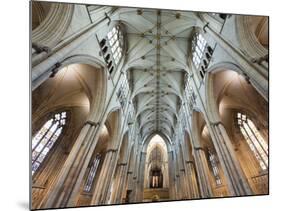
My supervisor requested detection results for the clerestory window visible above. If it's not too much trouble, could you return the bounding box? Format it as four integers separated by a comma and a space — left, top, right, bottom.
107, 26, 123, 65
192, 33, 207, 69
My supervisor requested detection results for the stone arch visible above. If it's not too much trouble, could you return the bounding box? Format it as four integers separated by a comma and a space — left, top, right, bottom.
191, 110, 229, 197
205, 66, 268, 194
33, 55, 108, 123
142, 132, 172, 152
143, 134, 169, 191
205, 65, 268, 128
236, 15, 268, 58
31, 58, 108, 208
103, 108, 122, 149
32, 1, 74, 48
32, 1, 52, 30
31, 105, 90, 208
205, 62, 254, 122
76, 124, 111, 206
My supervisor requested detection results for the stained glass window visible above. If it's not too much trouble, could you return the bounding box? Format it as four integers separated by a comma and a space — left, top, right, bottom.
107, 26, 123, 65
32, 111, 67, 175
237, 112, 268, 170
192, 33, 207, 68
208, 150, 222, 186
84, 154, 102, 192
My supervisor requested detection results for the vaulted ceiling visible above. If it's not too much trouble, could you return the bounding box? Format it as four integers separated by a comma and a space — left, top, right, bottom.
112, 8, 198, 141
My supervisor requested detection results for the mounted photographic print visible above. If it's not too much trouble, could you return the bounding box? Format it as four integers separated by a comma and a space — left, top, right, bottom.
30, 0, 269, 210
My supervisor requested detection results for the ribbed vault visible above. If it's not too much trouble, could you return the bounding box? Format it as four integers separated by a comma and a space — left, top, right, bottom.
112, 8, 197, 141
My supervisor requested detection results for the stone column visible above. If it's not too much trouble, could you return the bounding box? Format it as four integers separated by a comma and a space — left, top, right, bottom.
40, 121, 101, 209
179, 169, 189, 199
173, 151, 183, 200
193, 147, 213, 198
175, 174, 181, 200
209, 121, 253, 196
135, 152, 146, 202
185, 161, 200, 199
125, 171, 134, 202
128, 148, 140, 202
189, 62, 252, 197
177, 148, 189, 199
202, 23, 268, 100
90, 149, 118, 205
125, 146, 136, 203
111, 163, 128, 204
167, 151, 176, 200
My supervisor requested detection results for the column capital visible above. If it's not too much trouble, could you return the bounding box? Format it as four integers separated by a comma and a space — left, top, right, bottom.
118, 162, 127, 166
49, 62, 62, 78
194, 147, 204, 151
210, 121, 223, 126
106, 148, 118, 153
84, 121, 100, 127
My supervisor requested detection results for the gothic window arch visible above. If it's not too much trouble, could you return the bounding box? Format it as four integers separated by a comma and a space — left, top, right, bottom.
84, 153, 102, 192
191, 32, 213, 80
192, 33, 207, 69
107, 25, 123, 65
237, 112, 268, 170
208, 150, 222, 186
99, 24, 124, 74
32, 111, 67, 175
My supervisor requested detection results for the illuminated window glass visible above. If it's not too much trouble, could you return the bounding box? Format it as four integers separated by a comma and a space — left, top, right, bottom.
107, 26, 123, 65
84, 154, 102, 192
237, 112, 268, 170
32, 111, 67, 175
208, 151, 222, 186
192, 33, 207, 68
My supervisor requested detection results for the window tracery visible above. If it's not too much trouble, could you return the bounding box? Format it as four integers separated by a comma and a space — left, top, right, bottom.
237, 112, 268, 170
208, 150, 222, 186
32, 111, 67, 175
99, 25, 124, 74
191, 33, 213, 80
84, 153, 102, 192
